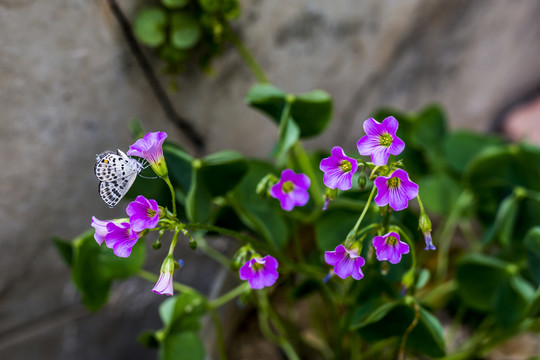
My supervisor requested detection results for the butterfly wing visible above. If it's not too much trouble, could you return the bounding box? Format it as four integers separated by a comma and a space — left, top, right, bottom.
98, 172, 138, 208
94, 150, 142, 207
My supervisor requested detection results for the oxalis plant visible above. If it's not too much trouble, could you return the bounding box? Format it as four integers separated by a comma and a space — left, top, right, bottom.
55, 4, 540, 360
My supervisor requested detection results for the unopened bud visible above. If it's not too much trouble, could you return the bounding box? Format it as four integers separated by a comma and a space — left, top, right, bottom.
419, 212, 435, 250
358, 175, 367, 190
419, 212, 432, 234
323, 188, 338, 211
153, 230, 165, 250
256, 174, 278, 198
189, 237, 197, 250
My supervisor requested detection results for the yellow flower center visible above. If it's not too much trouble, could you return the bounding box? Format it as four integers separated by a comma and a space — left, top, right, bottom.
379, 133, 393, 147
339, 160, 352, 173
252, 261, 264, 271
388, 177, 400, 188
386, 236, 397, 246
282, 180, 294, 193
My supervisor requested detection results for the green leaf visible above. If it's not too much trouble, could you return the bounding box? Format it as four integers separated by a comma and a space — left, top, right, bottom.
409, 104, 447, 153
407, 308, 446, 358
159, 293, 206, 334
482, 192, 521, 247
314, 209, 362, 252
198, 0, 221, 12
71, 230, 146, 311
272, 117, 300, 159
223, 0, 241, 19
245, 84, 333, 138
134, 8, 167, 47
524, 227, 540, 285
351, 300, 400, 330
456, 254, 512, 311
444, 131, 503, 175
527, 288, 540, 317
159, 332, 205, 360
290, 90, 332, 138
138, 330, 159, 348
186, 167, 213, 223
161, 0, 190, 9
417, 174, 461, 216
464, 144, 540, 224
353, 300, 446, 358
53, 236, 73, 266
229, 160, 288, 249
170, 13, 201, 50
495, 276, 535, 326
163, 143, 193, 198
198, 151, 248, 197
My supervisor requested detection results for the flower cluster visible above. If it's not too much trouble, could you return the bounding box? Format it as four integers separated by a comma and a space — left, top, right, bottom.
91, 195, 160, 258
320, 116, 432, 281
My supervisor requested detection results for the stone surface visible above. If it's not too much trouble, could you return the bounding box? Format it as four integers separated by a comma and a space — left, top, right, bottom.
1, 0, 540, 358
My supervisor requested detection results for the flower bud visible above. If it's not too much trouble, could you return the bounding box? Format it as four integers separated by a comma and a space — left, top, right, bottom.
323, 187, 338, 211
419, 212, 435, 250
256, 174, 278, 198
189, 237, 198, 250
358, 175, 367, 190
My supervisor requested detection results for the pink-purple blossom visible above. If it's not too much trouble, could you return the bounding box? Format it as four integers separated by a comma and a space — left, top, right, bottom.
91, 216, 115, 246
239, 255, 279, 289
104, 221, 142, 258
372, 232, 410, 264
374, 169, 419, 211
153, 255, 175, 296
357, 117, 405, 166
324, 244, 365, 280
127, 131, 168, 177
270, 169, 310, 211
126, 195, 160, 232
319, 146, 358, 191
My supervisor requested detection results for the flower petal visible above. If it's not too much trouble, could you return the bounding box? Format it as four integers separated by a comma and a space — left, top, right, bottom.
363, 118, 383, 136
382, 116, 399, 135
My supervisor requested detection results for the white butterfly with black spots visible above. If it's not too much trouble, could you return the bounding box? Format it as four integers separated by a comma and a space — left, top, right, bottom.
94, 149, 143, 208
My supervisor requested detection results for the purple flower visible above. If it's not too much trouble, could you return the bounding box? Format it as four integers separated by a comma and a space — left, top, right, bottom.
270, 169, 310, 211
324, 244, 365, 280
104, 222, 141, 258
239, 255, 279, 289
372, 232, 410, 264
126, 195, 160, 232
374, 169, 419, 211
357, 117, 405, 166
91, 216, 114, 245
319, 146, 359, 190
127, 131, 168, 177
153, 255, 175, 296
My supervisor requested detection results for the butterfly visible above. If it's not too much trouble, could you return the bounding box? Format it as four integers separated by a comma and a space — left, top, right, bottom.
94, 149, 143, 208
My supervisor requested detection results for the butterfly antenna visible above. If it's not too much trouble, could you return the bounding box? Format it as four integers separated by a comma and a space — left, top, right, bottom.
138, 173, 159, 180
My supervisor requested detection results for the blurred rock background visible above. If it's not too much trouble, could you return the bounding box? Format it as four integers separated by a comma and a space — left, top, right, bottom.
1, 0, 540, 359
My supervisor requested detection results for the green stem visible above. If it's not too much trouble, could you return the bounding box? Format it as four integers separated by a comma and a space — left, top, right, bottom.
257, 291, 301, 360
138, 269, 197, 294
208, 307, 227, 360
168, 227, 181, 256
293, 141, 324, 209
351, 186, 377, 235
163, 175, 177, 217
223, 21, 269, 83
398, 302, 420, 360
197, 234, 231, 269
209, 282, 250, 308
435, 190, 473, 280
